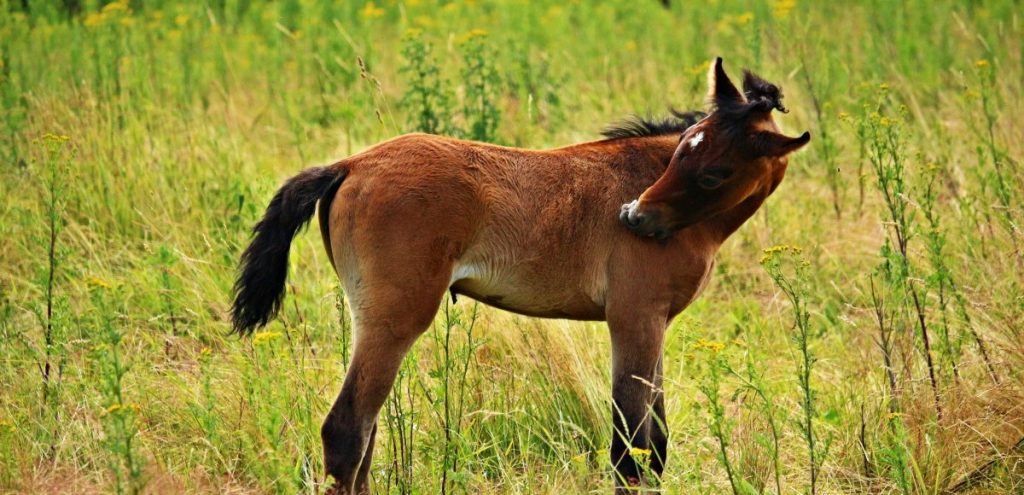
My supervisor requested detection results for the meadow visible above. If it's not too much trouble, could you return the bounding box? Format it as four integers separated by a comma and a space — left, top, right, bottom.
1, 0, 1022, 493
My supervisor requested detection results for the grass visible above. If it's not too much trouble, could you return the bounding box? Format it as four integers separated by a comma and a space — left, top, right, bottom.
1, 0, 1023, 493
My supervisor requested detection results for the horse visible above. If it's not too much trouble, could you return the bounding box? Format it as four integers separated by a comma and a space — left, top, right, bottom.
230, 57, 809, 494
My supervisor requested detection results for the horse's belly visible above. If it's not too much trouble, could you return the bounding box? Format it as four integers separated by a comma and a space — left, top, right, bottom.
448, 262, 605, 321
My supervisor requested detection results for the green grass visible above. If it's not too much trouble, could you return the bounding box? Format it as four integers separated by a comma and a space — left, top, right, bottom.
1, 0, 1023, 493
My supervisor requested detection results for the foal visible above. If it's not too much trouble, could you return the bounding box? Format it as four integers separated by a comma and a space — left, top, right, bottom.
231, 57, 809, 494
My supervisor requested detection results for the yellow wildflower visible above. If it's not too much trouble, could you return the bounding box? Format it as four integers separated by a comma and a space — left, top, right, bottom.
87, 276, 112, 288
253, 330, 283, 346
174, 14, 189, 26
456, 28, 488, 44
975, 59, 989, 68
884, 412, 904, 420
360, 2, 385, 19
763, 244, 802, 255
0, 419, 13, 433
84, 12, 106, 27
760, 244, 802, 265
103, 403, 141, 417
101, 1, 129, 14
200, 346, 212, 356
878, 82, 890, 92
629, 447, 652, 457
772, 0, 796, 19
692, 338, 726, 353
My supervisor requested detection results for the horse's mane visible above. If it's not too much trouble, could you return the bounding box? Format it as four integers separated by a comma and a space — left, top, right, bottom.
600, 108, 707, 140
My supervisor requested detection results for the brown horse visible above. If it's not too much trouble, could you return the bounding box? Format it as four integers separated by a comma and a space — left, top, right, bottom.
231, 57, 809, 494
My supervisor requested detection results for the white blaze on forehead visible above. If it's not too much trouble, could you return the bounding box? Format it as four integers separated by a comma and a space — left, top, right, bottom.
688, 131, 705, 150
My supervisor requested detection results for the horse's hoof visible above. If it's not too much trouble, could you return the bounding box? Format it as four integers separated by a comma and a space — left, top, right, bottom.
322, 481, 342, 495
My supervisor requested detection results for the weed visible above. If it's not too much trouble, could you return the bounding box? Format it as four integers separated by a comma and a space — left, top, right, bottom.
89, 280, 145, 494
761, 245, 830, 495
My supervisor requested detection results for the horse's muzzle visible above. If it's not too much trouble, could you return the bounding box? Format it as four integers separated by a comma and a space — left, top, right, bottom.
620, 200, 671, 240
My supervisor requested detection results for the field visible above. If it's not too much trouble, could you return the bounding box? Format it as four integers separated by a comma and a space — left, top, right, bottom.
1, 0, 1023, 493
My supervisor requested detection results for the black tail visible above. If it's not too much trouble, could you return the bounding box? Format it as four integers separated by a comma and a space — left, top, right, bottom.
231, 165, 346, 335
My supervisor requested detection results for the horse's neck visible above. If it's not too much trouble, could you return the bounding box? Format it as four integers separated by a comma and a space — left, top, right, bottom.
702, 186, 771, 244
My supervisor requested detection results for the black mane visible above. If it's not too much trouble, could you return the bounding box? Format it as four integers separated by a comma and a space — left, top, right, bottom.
601, 109, 706, 140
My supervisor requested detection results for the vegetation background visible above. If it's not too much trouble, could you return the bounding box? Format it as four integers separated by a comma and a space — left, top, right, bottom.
0, 0, 1021, 493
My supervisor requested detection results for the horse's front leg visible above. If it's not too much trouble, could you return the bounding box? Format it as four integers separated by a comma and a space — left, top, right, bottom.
607, 309, 667, 494
648, 357, 668, 479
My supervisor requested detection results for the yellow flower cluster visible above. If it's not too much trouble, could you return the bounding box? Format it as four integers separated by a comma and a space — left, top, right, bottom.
87, 276, 112, 289
455, 28, 488, 45
772, 0, 797, 19
975, 59, 989, 68
716, 11, 754, 32
102, 1, 129, 13
867, 112, 896, 128
84, 0, 130, 28
360, 2, 385, 19
629, 447, 652, 457
759, 244, 802, 264
692, 338, 726, 353
253, 330, 283, 346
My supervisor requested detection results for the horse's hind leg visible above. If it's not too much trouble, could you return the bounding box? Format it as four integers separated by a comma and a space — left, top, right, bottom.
321, 279, 448, 494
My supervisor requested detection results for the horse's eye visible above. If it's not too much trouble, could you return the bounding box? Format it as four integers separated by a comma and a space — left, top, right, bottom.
697, 167, 732, 190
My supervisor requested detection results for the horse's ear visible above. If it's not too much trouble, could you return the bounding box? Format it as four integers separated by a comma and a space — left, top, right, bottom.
742, 70, 787, 113
707, 57, 746, 109
755, 131, 811, 157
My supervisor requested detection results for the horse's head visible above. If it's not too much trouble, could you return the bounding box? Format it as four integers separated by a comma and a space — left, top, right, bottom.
620, 57, 810, 240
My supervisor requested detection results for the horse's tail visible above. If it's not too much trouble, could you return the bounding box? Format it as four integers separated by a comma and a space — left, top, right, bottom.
231, 164, 347, 335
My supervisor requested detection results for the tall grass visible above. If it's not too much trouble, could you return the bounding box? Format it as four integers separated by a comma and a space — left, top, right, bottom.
1, 0, 1022, 493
